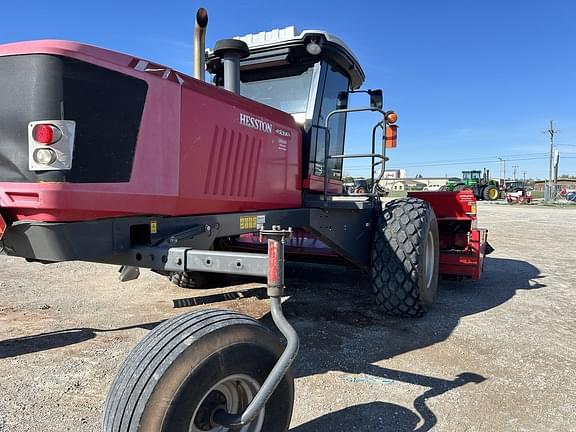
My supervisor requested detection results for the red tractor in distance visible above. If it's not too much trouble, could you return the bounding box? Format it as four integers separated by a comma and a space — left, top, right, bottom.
0, 9, 491, 431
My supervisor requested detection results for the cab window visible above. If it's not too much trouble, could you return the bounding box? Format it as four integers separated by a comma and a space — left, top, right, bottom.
310, 64, 349, 179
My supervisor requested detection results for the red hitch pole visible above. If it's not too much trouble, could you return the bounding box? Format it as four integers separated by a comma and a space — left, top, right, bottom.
261, 225, 291, 297
215, 225, 298, 429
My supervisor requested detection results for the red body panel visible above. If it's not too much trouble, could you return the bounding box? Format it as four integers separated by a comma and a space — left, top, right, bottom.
409, 191, 487, 280
0, 41, 301, 221
408, 191, 477, 221
439, 228, 487, 280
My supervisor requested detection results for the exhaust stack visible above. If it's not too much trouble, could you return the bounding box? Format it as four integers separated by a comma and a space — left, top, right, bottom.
193, 8, 208, 81
213, 39, 250, 94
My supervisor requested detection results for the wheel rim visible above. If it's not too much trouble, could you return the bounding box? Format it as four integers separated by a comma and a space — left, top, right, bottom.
488, 188, 498, 200
424, 230, 435, 289
189, 374, 264, 432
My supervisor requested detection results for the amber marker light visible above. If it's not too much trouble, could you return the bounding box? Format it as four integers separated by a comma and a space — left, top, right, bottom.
385, 111, 398, 124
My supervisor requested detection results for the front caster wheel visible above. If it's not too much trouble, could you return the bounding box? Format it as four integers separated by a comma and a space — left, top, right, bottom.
102, 310, 294, 432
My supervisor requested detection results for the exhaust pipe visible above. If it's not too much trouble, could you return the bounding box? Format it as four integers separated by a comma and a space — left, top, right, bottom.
193, 8, 208, 81
213, 39, 250, 94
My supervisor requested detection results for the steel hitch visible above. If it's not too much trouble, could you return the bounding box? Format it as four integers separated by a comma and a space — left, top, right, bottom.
213, 226, 300, 429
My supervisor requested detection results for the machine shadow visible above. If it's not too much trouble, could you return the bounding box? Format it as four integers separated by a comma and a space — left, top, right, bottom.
0, 321, 162, 359
173, 285, 268, 308
290, 369, 485, 432
274, 256, 543, 431
277, 256, 544, 374
171, 256, 544, 430
291, 402, 421, 432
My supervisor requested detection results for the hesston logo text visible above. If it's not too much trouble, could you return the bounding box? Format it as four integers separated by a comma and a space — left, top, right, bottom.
239, 113, 273, 134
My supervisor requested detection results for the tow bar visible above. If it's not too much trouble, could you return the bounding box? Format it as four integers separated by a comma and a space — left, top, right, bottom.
213, 226, 300, 429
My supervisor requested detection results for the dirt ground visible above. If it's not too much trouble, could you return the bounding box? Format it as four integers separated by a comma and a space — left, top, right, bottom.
1, 203, 575, 431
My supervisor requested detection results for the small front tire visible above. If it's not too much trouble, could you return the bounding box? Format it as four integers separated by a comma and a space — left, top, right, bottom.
102, 310, 294, 432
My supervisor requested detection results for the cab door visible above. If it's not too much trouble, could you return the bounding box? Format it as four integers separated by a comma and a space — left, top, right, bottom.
305, 62, 350, 192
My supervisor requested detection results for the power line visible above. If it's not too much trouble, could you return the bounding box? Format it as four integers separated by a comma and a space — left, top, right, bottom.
345, 157, 547, 170
344, 151, 548, 166
386, 156, 548, 169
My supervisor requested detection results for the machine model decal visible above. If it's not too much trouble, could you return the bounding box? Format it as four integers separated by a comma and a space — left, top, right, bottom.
239, 113, 272, 134
274, 128, 291, 138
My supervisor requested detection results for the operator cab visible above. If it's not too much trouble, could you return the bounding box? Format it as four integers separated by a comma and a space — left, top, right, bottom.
462, 171, 482, 181
206, 27, 366, 192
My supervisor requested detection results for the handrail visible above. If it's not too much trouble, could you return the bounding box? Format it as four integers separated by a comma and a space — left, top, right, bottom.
321, 106, 387, 200
329, 153, 388, 159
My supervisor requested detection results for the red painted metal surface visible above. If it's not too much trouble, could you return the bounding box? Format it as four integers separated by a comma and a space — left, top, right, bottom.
0, 212, 6, 240
408, 191, 477, 221
409, 191, 488, 280
267, 239, 280, 286
439, 228, 487, 280
0, 40, 302, 222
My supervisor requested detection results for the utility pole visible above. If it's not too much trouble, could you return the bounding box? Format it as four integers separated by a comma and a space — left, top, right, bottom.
546, 120, 558, 202
498, 157, 506, 187
523, 171, 526, 186
513, 165, 519, 181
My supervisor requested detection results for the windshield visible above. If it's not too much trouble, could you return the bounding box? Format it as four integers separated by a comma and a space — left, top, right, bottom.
240, 66, 314, 115
463, 171, 480, 180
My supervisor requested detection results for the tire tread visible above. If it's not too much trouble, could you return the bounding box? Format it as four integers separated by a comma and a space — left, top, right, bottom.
371, 197, 437, 317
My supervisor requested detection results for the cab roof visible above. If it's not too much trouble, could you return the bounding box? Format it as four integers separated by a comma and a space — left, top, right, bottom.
207, 27, 365, 89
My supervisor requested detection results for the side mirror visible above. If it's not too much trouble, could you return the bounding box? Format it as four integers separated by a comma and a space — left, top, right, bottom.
369, 89, 383, 110
336, 91, 348, 109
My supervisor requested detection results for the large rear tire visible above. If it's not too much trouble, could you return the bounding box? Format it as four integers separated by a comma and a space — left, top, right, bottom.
482, 184, 499, 201
371, 197, 440, 317
102, 310, 294, 432
453, 184, 467, 192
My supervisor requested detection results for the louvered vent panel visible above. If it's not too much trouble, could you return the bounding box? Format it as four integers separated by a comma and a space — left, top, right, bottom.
204, 126, 262, 198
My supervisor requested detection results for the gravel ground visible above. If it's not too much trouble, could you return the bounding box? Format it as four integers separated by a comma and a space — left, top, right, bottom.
0, 203, 575, 431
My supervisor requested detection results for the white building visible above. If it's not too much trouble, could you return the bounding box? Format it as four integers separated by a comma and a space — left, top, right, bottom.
382, 169, 407, 179
380, 176, 459, 192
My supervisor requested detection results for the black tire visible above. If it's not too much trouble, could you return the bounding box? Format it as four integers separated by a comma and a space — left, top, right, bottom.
168, 271, 221, 289
371, 197, 440, 317
482, 184, 499, 201
453, 184, 466, 192
103, 310, 294, 432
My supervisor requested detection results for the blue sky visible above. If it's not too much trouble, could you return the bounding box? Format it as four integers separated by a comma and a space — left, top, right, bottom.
3, 0, 575, 179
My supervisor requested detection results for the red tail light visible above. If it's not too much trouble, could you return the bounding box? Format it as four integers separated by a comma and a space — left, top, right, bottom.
32, 124, 62, 145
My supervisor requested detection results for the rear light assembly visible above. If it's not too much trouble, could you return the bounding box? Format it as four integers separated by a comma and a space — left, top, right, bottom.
31, 124, 63, 145
28, 120, 76, 171
33, 148, 58, 165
